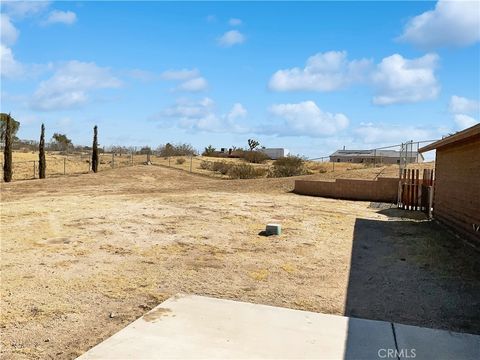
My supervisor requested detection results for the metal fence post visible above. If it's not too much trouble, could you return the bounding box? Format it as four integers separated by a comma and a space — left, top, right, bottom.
190, 156, 193, 172
112, 153, 115, 168
33, 160, 36, 179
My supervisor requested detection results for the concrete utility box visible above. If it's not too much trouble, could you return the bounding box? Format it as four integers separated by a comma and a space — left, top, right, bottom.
266, 223, 281, 236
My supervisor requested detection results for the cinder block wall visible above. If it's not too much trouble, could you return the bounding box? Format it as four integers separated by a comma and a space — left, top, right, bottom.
294, 177, 398, 203
434, 137, 480, 245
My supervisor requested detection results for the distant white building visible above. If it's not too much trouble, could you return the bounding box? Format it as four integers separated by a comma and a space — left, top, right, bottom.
260, 148, 289, 160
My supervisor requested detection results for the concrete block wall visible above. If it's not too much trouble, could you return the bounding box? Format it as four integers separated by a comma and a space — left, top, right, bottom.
294, 177, 399, 203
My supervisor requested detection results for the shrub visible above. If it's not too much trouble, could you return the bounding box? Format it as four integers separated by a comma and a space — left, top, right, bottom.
200, 160, 212, 170
157, 143, 197, 157
212, 161, 232, 175
228, 164, 266, 179
243, 150, 269, 164
176, 158, 186, 165
270, 155, 307, 178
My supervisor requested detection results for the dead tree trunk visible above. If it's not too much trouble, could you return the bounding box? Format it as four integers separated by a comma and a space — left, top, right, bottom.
92, 125, 98, 173
3, 114, 12, 182
39, 123, 46, 179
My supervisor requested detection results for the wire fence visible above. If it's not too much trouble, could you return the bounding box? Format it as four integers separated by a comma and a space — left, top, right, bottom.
0, 151, 202, 182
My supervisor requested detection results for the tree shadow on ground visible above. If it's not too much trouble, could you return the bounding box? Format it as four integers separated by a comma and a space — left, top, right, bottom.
344, 216, 480, 335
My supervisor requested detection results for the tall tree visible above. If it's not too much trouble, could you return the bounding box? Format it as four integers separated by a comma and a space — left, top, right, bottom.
0, 113, 20, 142
51, 133, 73, 151
39, 123, 46, 179
3, 114, 13, 182
92, 125, 98, 173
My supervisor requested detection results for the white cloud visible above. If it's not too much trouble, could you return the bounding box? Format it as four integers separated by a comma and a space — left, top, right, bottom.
217, 30, 245, 47
453, 114, 478, 130
229, 18, 242, 26
449, 95, 479, 114
156, 98, 249, 133
161, 68, 199, 80
43, 10, 77, 25
0, 43, 24, 78
176, 77, 208, 92
1, 14, 19, 46
355, 123, 443, 144
269, 51, 441, 105
30, 61, 122, 111
372, 53, 440, 105
399, 0, 480, 49
1, 1, 51, 18
269, 51, 372, 92
266, 101, 349, 137
227, 103, 247, 121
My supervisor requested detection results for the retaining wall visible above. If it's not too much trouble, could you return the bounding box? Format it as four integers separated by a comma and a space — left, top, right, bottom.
294, 177, 399, 203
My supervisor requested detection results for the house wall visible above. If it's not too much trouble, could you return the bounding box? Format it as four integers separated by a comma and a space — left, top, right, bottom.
294, 177, 399, 203
433, 136, 480, 245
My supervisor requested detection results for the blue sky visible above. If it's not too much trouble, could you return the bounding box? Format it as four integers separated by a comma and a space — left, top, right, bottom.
1, 0, 479, 157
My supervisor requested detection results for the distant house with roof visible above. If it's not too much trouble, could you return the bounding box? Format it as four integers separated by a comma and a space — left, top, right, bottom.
329, 149, 423, 164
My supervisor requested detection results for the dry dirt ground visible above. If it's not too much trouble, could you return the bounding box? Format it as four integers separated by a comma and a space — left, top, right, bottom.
1, 165, 479, 359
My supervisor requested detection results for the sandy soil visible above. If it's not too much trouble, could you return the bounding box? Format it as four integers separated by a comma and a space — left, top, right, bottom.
1, 165, 478, 359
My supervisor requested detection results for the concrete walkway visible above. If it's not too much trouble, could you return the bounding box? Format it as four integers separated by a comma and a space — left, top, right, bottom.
78, 294, 479, 360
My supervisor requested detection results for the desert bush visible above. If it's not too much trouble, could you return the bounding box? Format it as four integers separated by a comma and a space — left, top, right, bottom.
200, 160, 212, 170
176, 158, 186, 165
157, 143, 197, 156
270, 155, 307, 178
243, 150, 269, 164
212, 161, 232, 175
228, 164, 266, 179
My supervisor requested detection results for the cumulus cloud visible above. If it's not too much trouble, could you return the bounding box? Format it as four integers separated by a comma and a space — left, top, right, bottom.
0, 43, 24, 78
1, 14, 19, 46
354, 123, 442, 144
448, 95, 479, 130
30, 61, 122, 111
269, 51, 440, 105
43, 10, 77, 25
269, 51, 372, 92
217, 30, 245, 47
372, 53, 440, 105
156, 98, 249, 133
453, 114, 478, 129
399, 0, 480, 49
449, 95, 479, 114
1, 1, 51, 18
266, 101, 349, 137
176, 77, 208, 92
228, 18, 242, 26
160, 68, 208, 92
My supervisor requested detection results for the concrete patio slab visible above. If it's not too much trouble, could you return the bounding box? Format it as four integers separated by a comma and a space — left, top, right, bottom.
394, 323, 480, 360
77, 294, 479, 360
